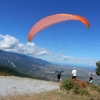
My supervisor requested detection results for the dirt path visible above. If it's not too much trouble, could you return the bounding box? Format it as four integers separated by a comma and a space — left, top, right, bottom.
0, 76, 59, 99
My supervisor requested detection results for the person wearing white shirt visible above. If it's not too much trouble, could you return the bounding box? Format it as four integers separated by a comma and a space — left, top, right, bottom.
71, 67, 77, 79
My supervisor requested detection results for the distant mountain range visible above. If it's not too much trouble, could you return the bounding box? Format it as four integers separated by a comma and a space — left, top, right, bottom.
0, 50, 56, 80
0, 50, 51, 67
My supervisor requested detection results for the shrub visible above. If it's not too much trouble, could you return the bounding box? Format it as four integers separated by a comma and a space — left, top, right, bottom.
81, 80, 87, 88
60, 78, 74, 91
60, 78, 89, 96
74, 79, 87, 88
74, 87, 80, 94
74, 87, 88, 95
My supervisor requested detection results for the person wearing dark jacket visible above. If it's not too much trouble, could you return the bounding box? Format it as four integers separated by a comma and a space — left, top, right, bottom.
55, 69, 64, 82
89, 74, 93, 84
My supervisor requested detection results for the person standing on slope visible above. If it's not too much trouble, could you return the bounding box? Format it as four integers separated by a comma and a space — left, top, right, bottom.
89, 73, 93, 84
55, 69, 64, 82
71, 67, 77, 79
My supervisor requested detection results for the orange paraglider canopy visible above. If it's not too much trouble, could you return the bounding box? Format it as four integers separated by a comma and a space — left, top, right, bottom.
27, 14, 90, 41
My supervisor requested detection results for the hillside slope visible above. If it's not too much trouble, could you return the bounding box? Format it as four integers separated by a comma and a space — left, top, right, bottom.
0, 50, 57, 80
0, 64, 33, 78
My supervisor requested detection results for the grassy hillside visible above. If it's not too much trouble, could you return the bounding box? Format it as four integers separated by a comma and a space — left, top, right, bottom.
0, 64, 33, 78
29, 88, 100, 100
0, 64, 50, 81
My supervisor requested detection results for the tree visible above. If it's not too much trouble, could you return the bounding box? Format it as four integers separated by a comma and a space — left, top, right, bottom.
95, 61, 100, 76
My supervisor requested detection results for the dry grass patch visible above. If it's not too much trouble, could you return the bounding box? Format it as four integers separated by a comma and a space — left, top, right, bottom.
1, 88, 100, 100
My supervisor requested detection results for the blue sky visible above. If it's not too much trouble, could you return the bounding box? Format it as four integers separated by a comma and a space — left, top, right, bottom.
0, 0, 100, 66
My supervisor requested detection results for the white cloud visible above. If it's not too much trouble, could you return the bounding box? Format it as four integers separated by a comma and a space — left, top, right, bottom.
53, 53, 96, 65
61, 55, 93, 62
0, 34, 96, 66
0, 34, 19, 49
37, 51, 51, 56
0, 34, 51, 58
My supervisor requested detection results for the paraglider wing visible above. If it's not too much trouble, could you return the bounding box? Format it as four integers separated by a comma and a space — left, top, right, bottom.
27, 14, 90, 41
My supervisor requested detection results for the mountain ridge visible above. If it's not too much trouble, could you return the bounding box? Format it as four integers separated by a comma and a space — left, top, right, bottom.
0, 49, 54, 80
